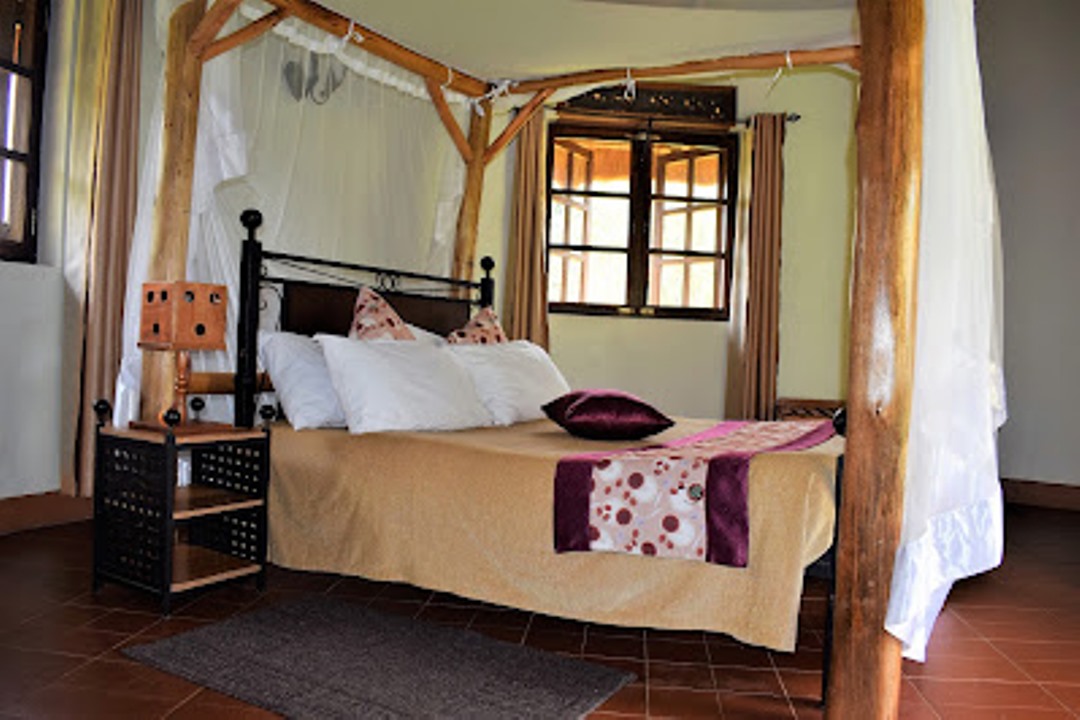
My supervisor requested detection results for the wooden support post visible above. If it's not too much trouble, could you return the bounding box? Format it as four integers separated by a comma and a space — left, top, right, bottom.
451, 102, 493, 282
141, 0, 207, 423
827, 1, 923, 718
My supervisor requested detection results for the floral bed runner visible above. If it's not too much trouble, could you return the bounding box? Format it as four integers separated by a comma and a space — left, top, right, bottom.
554, 420, 835, 567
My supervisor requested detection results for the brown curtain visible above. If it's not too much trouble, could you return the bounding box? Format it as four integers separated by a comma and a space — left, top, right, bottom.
725, 114, 786, 420
75, 0, 143, 496
503, 111, 550, 348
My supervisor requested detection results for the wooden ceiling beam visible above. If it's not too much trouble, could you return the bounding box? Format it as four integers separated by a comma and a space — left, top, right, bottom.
262, 0, 488, 98
201, 8, 290, 62
511, 44, 860, 95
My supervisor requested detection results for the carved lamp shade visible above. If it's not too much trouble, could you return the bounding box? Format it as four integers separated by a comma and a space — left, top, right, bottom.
138, 282, 227, 351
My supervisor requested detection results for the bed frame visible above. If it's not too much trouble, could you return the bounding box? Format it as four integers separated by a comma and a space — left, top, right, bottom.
231, 209, 495, 428
226, 208, 843, 704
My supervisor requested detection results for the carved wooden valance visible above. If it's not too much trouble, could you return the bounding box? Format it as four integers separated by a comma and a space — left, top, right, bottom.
556, 83, 735, 125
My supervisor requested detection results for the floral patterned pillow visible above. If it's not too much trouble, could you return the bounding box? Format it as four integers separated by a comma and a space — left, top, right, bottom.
447, 307, 508, 345
348, 287, 415, 341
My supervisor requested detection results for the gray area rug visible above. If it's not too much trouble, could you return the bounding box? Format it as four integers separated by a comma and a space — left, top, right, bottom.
125, 596, 633, 719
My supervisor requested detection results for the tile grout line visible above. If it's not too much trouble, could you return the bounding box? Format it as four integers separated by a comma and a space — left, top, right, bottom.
958, 603, 1079, 718
766, 650, 799, 720
160, 687, 204, 719
903, 676, 942, 720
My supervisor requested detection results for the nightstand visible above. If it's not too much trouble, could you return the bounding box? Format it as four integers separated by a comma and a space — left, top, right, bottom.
91, 401, 270, 614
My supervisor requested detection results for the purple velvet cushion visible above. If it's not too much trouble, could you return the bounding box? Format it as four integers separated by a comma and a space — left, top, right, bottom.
543, 389, 674, 440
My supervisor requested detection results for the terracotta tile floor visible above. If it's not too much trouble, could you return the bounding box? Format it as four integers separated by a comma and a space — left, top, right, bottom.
0, 504, 1075, 719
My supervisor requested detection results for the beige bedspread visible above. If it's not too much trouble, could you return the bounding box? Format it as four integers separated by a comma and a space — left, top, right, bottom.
268, 418, 843, 651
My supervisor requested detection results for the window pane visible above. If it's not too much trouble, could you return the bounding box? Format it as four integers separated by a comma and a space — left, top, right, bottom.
551, 137, 630, 194
0, 158, 27, 243
652, 143, 728, 200
657, 201, 687, 251
552, 194, 629, 249
649, 255, 722, 309
656, 157, 688, 197
568, 205, 586, 245
692, 153, 721, 201
0, 69, 31, 154
654, 260, 685, 306
548, 253, 565, 302
552, 145, 569, 189
548, 249, 627, 305
549, 199, 567, 245
581, 252, 627, 304
688, 260, 720, 308
690, 206, 719, 253
0, 3, 39, 70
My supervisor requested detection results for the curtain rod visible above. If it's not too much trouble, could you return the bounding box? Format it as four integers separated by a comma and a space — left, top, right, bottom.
738, 112, 802, 126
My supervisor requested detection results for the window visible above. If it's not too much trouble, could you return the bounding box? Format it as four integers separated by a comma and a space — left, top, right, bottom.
0, 0, 48, 263
547, 124, 738, 320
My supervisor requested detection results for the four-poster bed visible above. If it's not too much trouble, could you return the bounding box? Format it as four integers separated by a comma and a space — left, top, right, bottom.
217, 208, 845, 659
140, 1, 926, 716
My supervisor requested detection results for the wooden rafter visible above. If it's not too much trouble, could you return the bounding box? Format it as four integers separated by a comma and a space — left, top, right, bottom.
261, 0, 488, 97
511, 45, 860, 95
202, 7, 290, 62
483, 89, 554, 166
187, 0, 242, 59
424, 78, 472, 163
827, 1, 923, 718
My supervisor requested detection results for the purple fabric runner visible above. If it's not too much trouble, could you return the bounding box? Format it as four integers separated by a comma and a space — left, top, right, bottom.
554, 420, 836, 567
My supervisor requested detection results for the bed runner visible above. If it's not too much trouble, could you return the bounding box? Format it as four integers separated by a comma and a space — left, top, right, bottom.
554, 420, 835, 567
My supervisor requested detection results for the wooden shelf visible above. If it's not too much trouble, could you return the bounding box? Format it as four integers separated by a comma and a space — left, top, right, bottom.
174, 485, 264, 520
102, 425, 266, 447
171, 543, 261, 593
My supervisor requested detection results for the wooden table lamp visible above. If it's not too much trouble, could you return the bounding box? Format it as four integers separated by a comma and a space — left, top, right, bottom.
136, 282, 228, 430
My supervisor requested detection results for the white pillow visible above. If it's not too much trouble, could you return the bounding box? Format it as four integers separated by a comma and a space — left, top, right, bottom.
447, 341, 571, 425
258, 331, 346, 430
406, 323, 448, 347
318, 335, 493, 434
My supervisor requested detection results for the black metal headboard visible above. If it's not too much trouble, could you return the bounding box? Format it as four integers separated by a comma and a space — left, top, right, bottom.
233, 209, 495, 427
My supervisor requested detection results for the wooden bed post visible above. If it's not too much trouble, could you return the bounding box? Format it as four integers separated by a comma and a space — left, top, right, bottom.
452, 101, 493, 282
827, 1, 923, 718
140, 0, 208, 423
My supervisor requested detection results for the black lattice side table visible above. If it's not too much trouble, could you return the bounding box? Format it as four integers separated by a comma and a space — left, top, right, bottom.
92, 403, 269, 614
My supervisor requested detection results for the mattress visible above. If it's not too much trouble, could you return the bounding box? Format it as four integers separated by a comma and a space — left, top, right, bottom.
267, 418, 843, 650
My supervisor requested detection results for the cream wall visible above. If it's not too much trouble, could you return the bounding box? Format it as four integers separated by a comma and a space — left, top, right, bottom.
481, 68, 857, 418
977, 0, 1080, 487
0, 263, 63, 499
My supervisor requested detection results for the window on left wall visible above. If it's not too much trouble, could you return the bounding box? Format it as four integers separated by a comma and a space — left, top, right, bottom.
0, 0, 48, 263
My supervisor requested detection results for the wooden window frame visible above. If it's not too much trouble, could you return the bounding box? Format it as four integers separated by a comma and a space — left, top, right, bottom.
0, 0, 50, 264
546, 119, 739, 321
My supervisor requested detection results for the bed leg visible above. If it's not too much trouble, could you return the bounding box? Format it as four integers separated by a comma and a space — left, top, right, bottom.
821, 455, 843, 709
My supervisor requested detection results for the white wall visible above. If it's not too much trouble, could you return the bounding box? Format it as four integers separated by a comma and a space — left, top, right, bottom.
0, 263, 63, 499
482, 68, 857, 419
977, 0, 1080, 486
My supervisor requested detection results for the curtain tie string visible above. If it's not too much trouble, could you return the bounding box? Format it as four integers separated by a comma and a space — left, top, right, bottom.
767, 51, 793, 96
471, 78, 517, 117
338, 20, 363, 52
